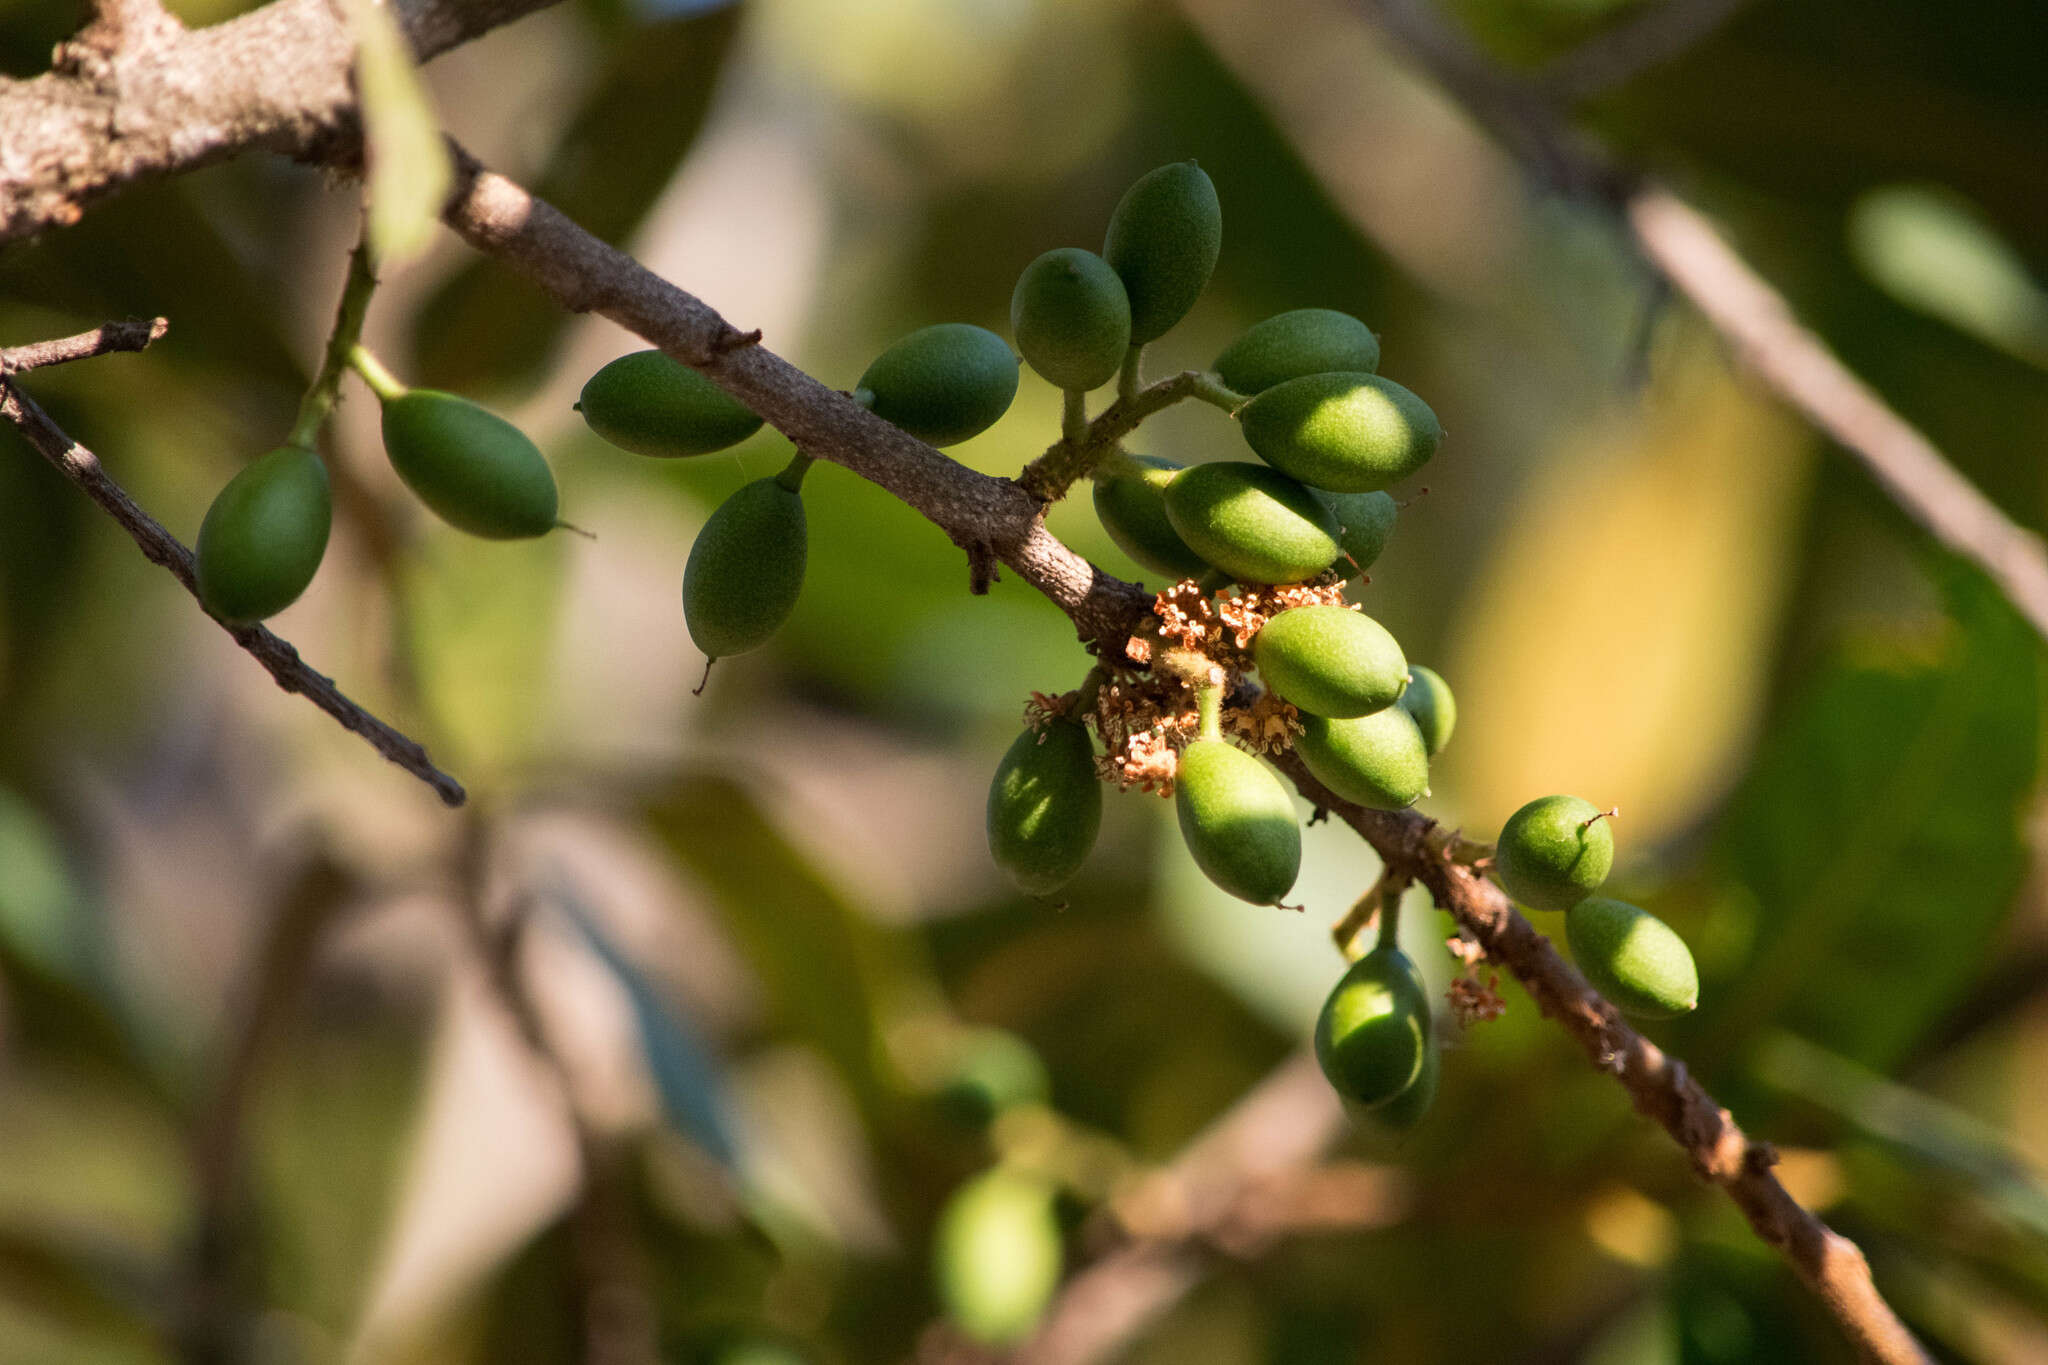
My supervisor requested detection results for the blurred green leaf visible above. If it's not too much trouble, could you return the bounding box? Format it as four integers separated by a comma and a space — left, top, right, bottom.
549, 877, 736, 1163
411, 7, 741, 391
645, 773, 917, 1123
1849, 184, 2048, 368
347, 0, 453, 267
1701, 568, 2042, 1068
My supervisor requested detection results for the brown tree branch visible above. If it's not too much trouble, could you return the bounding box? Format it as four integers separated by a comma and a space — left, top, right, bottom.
0, 337, 466, 805
0, 0, 564, 245
1345, 0, 2048, 647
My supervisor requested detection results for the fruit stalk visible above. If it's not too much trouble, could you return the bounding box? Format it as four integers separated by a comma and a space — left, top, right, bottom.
347, 343, 408, 403
287, 226, 379, 449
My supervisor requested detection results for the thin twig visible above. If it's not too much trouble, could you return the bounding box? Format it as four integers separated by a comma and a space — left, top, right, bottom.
0, 350, 466, 806
0, 317, 168, 374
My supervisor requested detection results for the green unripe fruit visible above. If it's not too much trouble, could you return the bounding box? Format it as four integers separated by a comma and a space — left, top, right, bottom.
1102, 161, 1222, 344
1163, 462, 1341, 585
1091, 455, 1210, 580
858, 324, 1020, 447
1239, 372, 1441, 494
1494, 795, 1614, 912
1373, 1032, 1440, 1131
1174, 739, 1300, 905
1011, 248, 1131, 392
1315, 946, 1430, 1109
1566, 897, 1699, 1019
1397, 665, 1456, 757
1214, 309, 1380, 394
934, 1169, 1063, 1345
682, 477, 807, 660
1292, 708, 1430, 810
380, 389, 559, 539
1318, 489, 1397, 574
986, 719, 1103, 895
1253, 605, 1407, 719
577, 350, 764, 457
937, 1028, 1051, 1127
195, 445, 332, 624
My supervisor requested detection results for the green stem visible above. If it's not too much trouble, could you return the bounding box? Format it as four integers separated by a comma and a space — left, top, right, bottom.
1194, 683, 1223, 743
287, 229, 380, 448
1069, 666, 1108, 720
775, 450, 815, 492
347, 345, 408, 403
1190, 373, 1248, 414
1061, 388, 1089, 446
1376, 882, 1404, 952
1116, 345, 1144, 404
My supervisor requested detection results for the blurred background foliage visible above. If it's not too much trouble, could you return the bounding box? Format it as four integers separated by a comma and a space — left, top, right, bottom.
1, 0, 2047, 1360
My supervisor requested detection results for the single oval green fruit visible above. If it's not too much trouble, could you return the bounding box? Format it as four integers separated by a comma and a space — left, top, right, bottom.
683, 477, 807, 660
986, 718, 1103, 895
1091, 455, 1210, 580
1292, 707, 1430, 810
934, 1169, 1063, 1346
1214, 309, 1380, 394
1102, 161, 1222, 344
1494, 795, 1614, 912
1318, 489, 1398, 574
195, 445, 332, 624
1174, 738, 1300, 905
380, 389, 559, 539
858, 323, 1020, 447
1162, 461, 1341, 585
1253, 605, 1407, 719
1566, 897, 1699, 1019
1011, 248, 1131, 392
1239, 371, 1441, 493
936, 1027, 1051, 1128
577, 350, 763, 457
1315, 946, 1430, 1109
1397, 665, 1456, 757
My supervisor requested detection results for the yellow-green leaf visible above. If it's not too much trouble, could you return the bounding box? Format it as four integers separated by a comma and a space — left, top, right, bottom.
347, 0, 452, 266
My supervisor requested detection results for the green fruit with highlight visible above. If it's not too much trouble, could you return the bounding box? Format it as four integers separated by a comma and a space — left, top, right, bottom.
1373, 1032, 1440, 1131
986, 718, 1103, 896
934, 1169, 1063, 1345
858, 324, 1019, 447
1239, 371, 1441, 493
1397, 665, 1456, 757
1011, 248, 1131, 392
577, 350, 763, 457
1566, 897, 1699, 1019
195, 445, 332, 624
380, 389, 559, 539
1318, 489, 1397, 574
1253, 605, 1407, 719
1315, 946, 1430, 1109
1214, 309, 1380, 394
1292, 707, 1430, 810
1090, 455, 1210, 580
682, 477, 807, 660
1162, 461, 1340, 585
1102, 162, 1222, 344
1494, 795, 1614, 912
1174, 739, 1300, 905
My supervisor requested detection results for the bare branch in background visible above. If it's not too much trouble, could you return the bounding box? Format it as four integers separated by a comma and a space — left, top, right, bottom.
0, 330, 466, 805
1345, 0, 2048, 646
1539, 0, 1754, 101
0, 317, 167, 373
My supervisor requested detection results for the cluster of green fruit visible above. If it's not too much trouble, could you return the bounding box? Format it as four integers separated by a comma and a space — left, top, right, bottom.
579, 325, 1022, 672
194, 345, 567, 623
1492, 794, 1700, 1018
